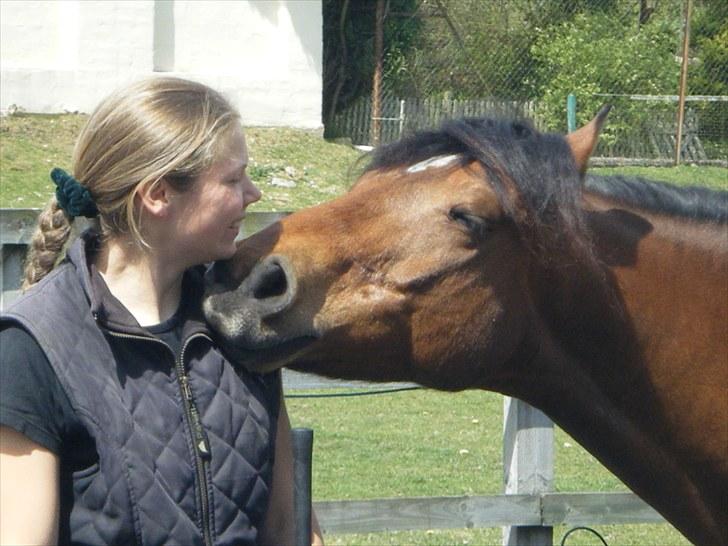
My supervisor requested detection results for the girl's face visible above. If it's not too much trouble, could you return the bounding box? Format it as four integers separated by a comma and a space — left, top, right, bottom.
167, 126, 261, 267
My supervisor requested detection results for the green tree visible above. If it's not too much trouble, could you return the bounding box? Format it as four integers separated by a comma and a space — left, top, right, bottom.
322, 0, 421, 129
690, 0, 728, 95
529, 8, 680, 154
689, 0, 728, 153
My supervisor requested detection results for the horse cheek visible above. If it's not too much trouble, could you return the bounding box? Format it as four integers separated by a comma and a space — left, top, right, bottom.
460, 275, 534, 390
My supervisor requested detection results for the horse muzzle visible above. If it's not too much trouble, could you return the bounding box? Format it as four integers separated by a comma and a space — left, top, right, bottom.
202, 255, 310, 369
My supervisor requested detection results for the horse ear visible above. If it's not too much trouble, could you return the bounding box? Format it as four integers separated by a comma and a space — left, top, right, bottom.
565, 105, 612, 174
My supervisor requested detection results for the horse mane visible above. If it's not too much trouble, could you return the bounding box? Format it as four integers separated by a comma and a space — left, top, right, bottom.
367, 118, 728, 269
585, 174, 728, 223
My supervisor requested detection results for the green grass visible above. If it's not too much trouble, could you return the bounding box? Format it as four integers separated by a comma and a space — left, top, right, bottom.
591, 165, 727, 191
318, 525, 687, 546
245, 127, 363, 211
0, 114, 88, 208
287, 390, 690, 545
0, 114, 363, 210
1, 114, 725, 210
0, 114, 712, 544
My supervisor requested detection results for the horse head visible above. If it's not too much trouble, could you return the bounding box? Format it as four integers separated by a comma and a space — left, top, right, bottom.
202, 108, 609, 391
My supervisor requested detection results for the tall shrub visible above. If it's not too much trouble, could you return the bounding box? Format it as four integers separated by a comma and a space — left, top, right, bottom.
529, 11, 680, 148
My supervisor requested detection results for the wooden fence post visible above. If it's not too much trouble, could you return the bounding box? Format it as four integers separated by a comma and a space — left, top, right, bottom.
503, 397, 554, 546
370, 0, 385, 146
674, 0, 693, 165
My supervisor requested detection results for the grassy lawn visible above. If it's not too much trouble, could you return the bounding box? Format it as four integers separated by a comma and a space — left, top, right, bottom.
591, 165, 727, 191
286, 389, 690, 546
1, 114, 712, 545
0, 114, 363, 210
1, 113, 725, 210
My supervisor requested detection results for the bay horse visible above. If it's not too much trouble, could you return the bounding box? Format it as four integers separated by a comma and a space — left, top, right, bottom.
203, 108, 728, 545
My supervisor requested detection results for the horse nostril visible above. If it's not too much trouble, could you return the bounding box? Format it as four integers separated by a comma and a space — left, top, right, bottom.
252, 262, 288, 300
237, 255, 297, 317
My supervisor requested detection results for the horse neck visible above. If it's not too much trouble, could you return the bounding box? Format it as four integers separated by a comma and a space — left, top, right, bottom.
584, 193, 727, 380
519, 341, 724, 546
512, 195, 727, 545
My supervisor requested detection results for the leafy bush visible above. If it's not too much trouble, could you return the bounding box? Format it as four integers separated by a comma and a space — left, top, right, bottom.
529, 11, 680, 151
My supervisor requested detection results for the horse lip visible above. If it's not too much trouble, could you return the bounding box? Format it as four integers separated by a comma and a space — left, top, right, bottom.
220, 335, 318, 373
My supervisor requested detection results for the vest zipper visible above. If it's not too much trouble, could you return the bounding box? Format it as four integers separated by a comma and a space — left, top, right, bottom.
102, 324, 214, 546
177, 334, 214, 546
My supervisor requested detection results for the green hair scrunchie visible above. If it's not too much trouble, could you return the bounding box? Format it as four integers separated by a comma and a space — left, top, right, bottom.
50, 168, 99, 218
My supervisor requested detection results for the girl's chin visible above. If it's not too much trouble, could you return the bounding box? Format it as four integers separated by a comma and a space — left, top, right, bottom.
213, 243, 238, 261
189, 243, 237, 266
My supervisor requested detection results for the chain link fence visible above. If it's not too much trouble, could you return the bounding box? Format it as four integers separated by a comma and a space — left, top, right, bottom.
323, 0, 727, 165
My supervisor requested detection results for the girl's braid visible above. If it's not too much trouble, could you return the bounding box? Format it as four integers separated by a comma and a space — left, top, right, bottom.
22, 198, 73, 290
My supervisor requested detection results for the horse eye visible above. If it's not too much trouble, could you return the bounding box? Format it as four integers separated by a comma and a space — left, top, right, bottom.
448, 207, 490, 237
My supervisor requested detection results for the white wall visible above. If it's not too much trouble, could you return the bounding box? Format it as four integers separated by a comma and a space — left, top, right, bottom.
0, 0, 322, 128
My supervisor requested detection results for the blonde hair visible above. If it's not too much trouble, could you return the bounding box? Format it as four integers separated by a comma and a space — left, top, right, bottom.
23, 77, 241, 289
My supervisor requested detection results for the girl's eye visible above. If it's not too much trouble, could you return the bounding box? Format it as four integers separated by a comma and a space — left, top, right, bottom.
448, 207, 491, 238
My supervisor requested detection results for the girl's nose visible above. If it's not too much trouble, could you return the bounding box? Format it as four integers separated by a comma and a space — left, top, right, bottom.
243, 178, 262, 208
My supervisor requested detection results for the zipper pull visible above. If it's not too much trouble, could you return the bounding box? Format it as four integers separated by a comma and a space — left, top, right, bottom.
190, 406, 212, 460
179, 373, 212, 460
180, 375, 193, 401
195, 426, 212, 460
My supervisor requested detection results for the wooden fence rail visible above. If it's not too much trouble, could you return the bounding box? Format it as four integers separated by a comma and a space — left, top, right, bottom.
0, 209, 667, 543
327, 94, 728, 167
313, 492, 663, 535
328, 95, 539, 146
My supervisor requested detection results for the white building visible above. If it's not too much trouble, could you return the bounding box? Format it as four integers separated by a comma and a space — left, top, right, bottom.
0, 0, 322, 128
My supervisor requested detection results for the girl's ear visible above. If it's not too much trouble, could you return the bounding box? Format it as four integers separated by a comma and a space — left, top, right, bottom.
135, 179, 172, 218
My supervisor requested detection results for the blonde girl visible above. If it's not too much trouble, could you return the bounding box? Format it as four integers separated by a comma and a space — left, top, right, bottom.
0, 77, 322, 546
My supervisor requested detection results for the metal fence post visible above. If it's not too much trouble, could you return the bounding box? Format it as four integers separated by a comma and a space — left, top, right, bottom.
567, 93, 577, 134
503, 397, 554, 546
398, 99, 406, 138
292, 427, 314, 546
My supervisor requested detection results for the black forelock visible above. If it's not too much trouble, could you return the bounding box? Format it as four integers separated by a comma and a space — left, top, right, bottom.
366, 118, 590, 265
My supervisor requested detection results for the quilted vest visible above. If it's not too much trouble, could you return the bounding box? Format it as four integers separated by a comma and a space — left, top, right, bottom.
1, 231, 280, 545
